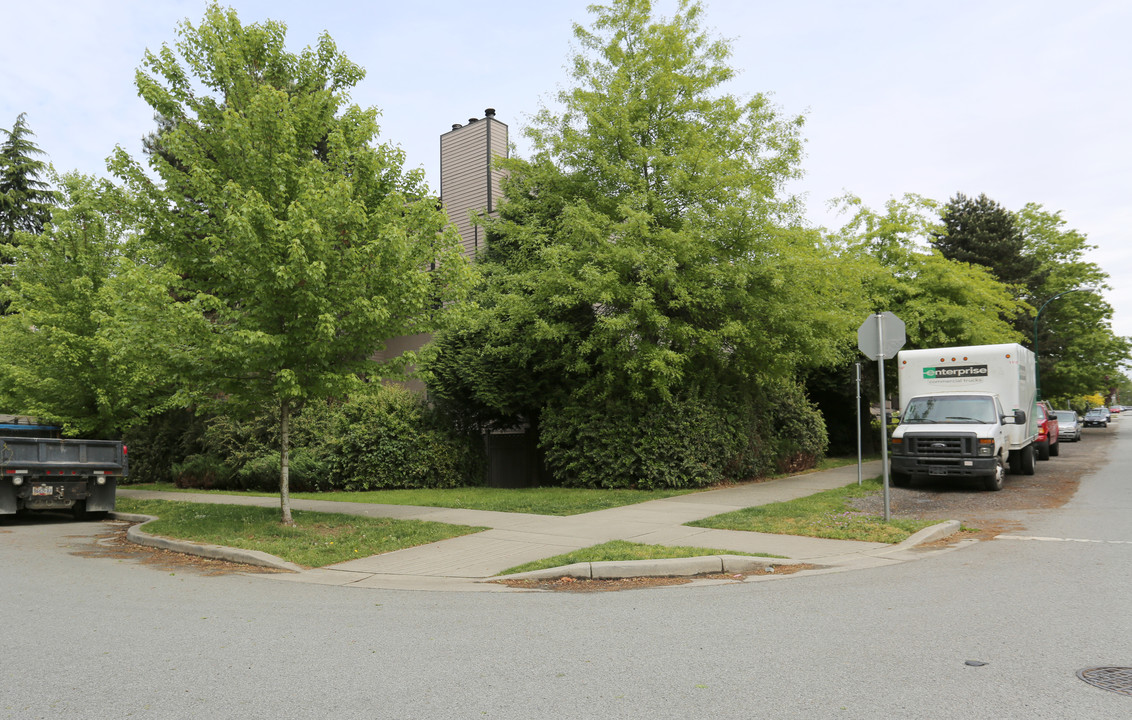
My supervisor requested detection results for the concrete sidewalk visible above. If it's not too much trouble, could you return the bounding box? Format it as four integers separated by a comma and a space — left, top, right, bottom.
117, 460, 962, 592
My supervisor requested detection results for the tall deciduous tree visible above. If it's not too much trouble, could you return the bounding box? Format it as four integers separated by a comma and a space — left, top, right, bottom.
113, 5, 469, 523
0, 113, 57, 252
425, 0, 856, 486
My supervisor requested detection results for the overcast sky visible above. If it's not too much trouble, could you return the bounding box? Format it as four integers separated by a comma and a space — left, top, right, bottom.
4, 0, 1129, 339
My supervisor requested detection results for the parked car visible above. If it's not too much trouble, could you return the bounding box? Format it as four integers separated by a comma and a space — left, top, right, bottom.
1083, 409, 1109, 428
1036, 401, 1060, 459
1109, 406, 1122, 415
1053, 410, 1081, 441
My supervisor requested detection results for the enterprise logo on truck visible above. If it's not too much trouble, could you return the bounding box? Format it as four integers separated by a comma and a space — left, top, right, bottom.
923, 364, 988, 379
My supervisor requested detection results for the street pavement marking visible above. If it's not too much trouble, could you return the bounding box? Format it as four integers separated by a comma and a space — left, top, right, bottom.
996, 535, 1132, 545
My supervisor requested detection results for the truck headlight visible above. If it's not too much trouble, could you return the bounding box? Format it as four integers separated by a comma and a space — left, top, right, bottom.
977, 440, 995, 457
889, 437, 903, 455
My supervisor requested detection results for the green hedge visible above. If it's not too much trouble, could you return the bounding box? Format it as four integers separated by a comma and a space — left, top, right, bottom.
539, 394, 745, 490
538, 381, 827, 490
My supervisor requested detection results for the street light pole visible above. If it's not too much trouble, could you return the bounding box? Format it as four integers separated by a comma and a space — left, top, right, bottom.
1033, 288, 1093, 401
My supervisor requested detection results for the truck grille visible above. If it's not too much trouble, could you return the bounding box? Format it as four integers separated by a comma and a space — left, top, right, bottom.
906, 434, 976, 457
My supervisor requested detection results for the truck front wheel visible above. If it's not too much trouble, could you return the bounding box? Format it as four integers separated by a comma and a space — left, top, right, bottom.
984, 457, 1006, 491
1050, 440, 1060, 456
891, 471, 911, 487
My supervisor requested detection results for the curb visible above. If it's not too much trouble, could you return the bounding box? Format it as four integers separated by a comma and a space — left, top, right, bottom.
889, 519, 962, 551
500, 554, 791, 581
112, 512, 303, 573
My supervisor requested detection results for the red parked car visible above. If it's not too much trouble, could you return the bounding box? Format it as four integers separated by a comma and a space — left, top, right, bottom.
1036, 401, 1060, 460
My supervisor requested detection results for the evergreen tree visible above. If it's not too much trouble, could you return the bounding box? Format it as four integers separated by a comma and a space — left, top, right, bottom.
0, 113, 57, 249
932, 192, 1044, 292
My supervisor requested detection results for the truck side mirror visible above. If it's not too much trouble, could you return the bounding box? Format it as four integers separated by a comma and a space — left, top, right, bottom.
1013, 409, 1026, 424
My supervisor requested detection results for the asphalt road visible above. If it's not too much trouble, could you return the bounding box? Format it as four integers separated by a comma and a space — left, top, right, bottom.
2, 422, 1129, 719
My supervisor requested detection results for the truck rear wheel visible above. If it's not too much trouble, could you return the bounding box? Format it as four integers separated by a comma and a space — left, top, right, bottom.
1022, 444, 1036, 475
1008, 451, 1022, 474
71, 500, 107, 522
1037, 440, 1050, 461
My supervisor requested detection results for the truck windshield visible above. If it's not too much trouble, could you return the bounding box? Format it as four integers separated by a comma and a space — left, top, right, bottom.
902, 396, 998, 424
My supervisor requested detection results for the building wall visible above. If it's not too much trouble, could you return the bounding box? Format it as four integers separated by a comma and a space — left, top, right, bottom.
374, 109, 509, 378
440, 110, 508, 259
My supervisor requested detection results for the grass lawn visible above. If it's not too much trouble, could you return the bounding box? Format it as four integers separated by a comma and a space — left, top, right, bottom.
120, 483, 698, 516
686, 476, 937, 543
116, 498, 486, 568
497, 540, 784, 576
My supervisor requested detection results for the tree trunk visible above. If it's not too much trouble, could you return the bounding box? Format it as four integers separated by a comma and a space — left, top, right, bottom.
279, 399, 294, 526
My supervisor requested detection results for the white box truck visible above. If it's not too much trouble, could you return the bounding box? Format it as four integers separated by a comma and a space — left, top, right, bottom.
889, 344, 1038, 491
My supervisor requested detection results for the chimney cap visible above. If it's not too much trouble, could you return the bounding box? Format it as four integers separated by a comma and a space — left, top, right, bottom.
468, 117, 478, 123
485, 108, 496, 117
451, 123, 463, 130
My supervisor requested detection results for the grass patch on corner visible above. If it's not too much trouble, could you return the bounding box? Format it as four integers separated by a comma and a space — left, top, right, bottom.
497, 540, 785, 576
687, 477, 936, 544
116, 498, 486, 568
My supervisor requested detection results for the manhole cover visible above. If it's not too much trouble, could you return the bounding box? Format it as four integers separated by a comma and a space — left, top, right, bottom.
1077, 667, 1132, 696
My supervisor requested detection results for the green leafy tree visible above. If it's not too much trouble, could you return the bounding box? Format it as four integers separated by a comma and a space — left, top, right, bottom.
831, 193, 1025, 349
1016, 203, 1129, 400
0, 113, 57, 247
0, 172, 189, 436
112, 5, 469, 522
812, 194, 1025, 453
425, 0, 856, 485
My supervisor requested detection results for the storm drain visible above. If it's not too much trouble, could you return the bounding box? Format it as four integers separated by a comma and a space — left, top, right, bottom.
1077, 667, 1132, 696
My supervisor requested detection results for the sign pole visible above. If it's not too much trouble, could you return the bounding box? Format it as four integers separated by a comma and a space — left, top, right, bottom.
856, 311, 903, 523
856, 362, 862, 486
876, 315, 891, 520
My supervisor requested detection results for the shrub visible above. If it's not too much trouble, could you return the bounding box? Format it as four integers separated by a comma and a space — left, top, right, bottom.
764, 383, 828, 474
326, 385, 484, 490
232, 447, 331, 492
539, 394, 746, 490
538, 380, 827, 490
171, 453, 234, 489
120, 408, 208, 484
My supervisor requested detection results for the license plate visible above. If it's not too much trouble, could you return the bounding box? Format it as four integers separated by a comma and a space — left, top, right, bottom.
31, 484, 54, 496
928, 466, 947, 476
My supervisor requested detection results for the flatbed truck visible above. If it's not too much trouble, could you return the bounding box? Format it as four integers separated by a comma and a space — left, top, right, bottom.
0, 415, 127, 520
